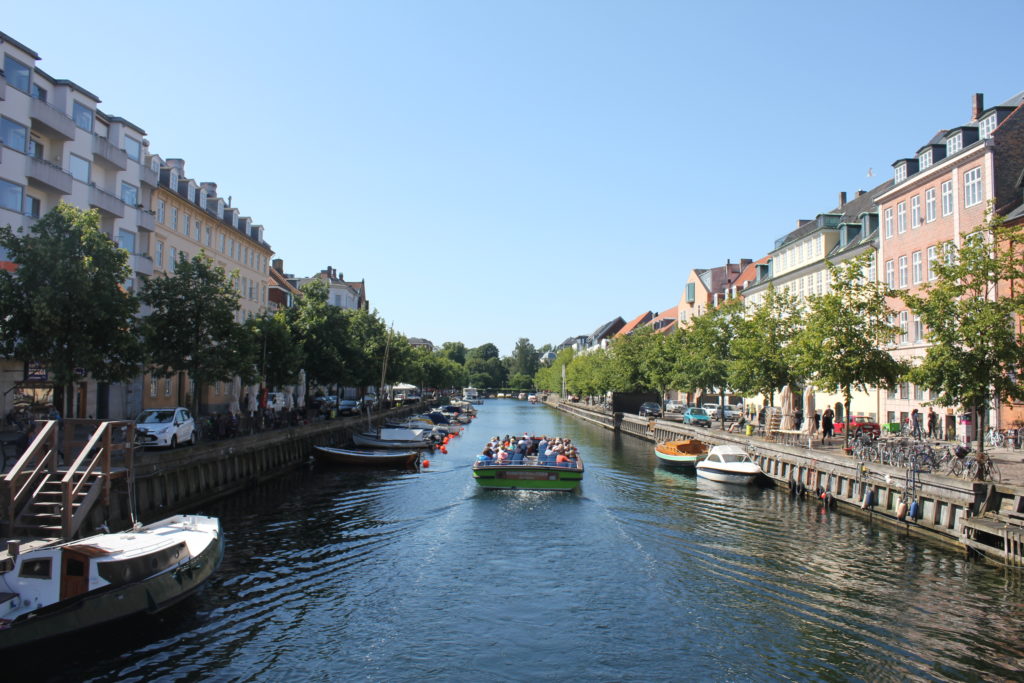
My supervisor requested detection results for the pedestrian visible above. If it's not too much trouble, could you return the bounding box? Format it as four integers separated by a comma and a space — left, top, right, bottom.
814, 411, 821, 433
911, 408, 922, 440
822, 407, 834, 446
927, 408, 937, 439
794, 407, 804, 431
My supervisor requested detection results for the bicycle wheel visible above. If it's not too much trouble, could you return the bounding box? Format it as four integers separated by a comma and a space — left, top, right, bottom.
984, 459, 1001, 482
949, 458, 964, 477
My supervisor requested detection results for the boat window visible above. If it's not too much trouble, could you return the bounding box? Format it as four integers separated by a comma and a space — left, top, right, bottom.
20, 558, 52, 579
65, 558, 85, 577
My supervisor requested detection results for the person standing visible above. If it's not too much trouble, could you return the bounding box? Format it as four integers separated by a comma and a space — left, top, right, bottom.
911, 408, 922, 440
927, 408, 937, 439
821, 407, 834, 446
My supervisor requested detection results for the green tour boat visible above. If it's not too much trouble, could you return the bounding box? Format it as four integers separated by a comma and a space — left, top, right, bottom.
472, 435, 584, 490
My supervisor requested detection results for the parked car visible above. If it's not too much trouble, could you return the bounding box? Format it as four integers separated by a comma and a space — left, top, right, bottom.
337, 399, 359, 416
703, 403, 741, 421
639, 402, 662, 418
835, 415, 881, 438
135, 407, 195, 448
682, 407, 712, 427
665, 400, 686, 414
359, 394, 379, 411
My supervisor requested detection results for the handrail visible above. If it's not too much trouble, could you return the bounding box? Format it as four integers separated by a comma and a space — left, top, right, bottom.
60, 420, 134, 539
4, 421, 60, 536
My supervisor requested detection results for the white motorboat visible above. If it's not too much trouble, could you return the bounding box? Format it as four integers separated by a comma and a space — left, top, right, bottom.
352, 428, 433, 449
0, 515, 222, 650
695, 444, 762, 485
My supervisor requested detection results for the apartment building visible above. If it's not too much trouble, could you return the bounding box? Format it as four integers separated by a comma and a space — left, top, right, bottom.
677, 259, 752, 326
288, 264, 368, 311
0, 31, 156, 418
876, 91, 1024, 434
142, 158, 274, 411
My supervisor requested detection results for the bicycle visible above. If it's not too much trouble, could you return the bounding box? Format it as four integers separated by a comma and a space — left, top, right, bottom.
985, 428, 1005, 449
968, 456, 1001, 482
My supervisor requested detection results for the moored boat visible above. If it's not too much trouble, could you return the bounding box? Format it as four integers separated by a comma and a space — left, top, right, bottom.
472, 436, 583, 490
654, 439, 708, 468
0, 514, 222, 650
352, 431, 433, 449
314, 445, 419, 467
695, 444, 762, 485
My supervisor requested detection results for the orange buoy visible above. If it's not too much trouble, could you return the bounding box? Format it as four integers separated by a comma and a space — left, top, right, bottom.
422, 459, 430, 467
440, 446, 447, 454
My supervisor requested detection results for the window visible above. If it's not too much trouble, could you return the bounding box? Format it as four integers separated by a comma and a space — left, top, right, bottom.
884, 208, 893, 238
31, 83, 46, 101
120, 182, 138, 207
150, 376, 157, 397
927, 246, 938, 280
219, 233, 226, 252
170, 207, 178, 231
979, 114, 997, 139
117, 229, 136, 254
169, 246, 177, 272
894, 164, 907, 183
0, 117, 28, 153
23, 194, 40, 218
925, 188, 936, 222
899, 311, 908, 344
3, 55, 31, 92
897, 202, 906, 234
157, 200, 165, 223
183, 213, 191, 237
199, 191, 207, 210
866, 259, 876, 284
206, 225, 212, 247
912, 251, 922, 284
72, 101, 93, 132
164, 378, 171, 396
168, 170, 178, 191
913, 315, 923, 342
911, 196, 920, 228
963, 167, 983, 207
124, 136, 141, 162
946, 132, 962, 155
19, 558, 51, 579
28, 138, 43, 159
885, 260, 894, 288
229, 238, 235, 259
941, 181, 953, 216
69, 154, 90, 183
0, 179, 23, 213
155, 241, 164, 267
898, 256, 908, 288
919, 149, 933, 170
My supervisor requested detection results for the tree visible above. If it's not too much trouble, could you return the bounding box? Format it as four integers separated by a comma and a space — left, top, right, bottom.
467, 343, 500, 362
0, 203, 141, 415
795, 254, 906, 447
287, 279, 350, 393
567, 348, 614, 399
680, 298, 744, 429
534, 348, 573, 393
344, 309, 391, 390
902, 210, 1024, 460
730, 285, 803, 406
507, 338, 539, 378
245, 312, 303, 391
139, 253, 253, 415
438, 341, 467, 366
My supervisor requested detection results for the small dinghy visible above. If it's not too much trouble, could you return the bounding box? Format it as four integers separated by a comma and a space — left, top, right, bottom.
313, 445, 419, 467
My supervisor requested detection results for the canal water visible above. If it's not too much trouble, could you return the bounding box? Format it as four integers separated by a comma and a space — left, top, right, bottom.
21, 400, 1024, 681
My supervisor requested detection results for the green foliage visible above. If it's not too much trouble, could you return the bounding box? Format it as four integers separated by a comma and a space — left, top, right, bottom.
139, 252, 252, 413
902, 211, 1024, 455
438, 341, 467, 365
678, 298, 743, 427
508, 372, 534, 391
534, 348, 573, 393
567, 348, 614, 397
730, 285, 803, 404
245, 312, 304, 390
0, 203, 142, 411
507, 337, 539, 378
466, 343, 500, 362
287, 279, 350, 389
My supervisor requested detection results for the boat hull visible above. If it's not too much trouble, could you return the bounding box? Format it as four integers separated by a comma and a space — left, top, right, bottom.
654, 440, 707, 468
472, 464, 583, 490
0, 518, 223, 650
314, 445, 418, 467
352, 432, 431, 449
695, 465, 760, 485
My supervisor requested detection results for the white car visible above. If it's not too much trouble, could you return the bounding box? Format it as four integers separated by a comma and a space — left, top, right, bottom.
135, 407, 196, 448
665, 400, 686, 413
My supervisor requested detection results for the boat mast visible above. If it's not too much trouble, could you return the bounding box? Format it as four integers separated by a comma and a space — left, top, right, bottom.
372, 325, 393, 436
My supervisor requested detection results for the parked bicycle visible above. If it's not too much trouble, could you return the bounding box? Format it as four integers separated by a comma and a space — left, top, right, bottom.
985, 427, 1006, 449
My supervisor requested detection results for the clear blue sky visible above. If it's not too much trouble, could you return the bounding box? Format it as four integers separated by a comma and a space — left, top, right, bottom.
6, 1, 1024, 356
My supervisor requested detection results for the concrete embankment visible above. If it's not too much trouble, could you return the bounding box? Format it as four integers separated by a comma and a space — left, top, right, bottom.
551, 398, 1024, 559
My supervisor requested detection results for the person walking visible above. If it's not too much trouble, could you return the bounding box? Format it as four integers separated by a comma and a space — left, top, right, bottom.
910, 408, 922, 440
821, 407, 834, 446
927, 408, 937, 439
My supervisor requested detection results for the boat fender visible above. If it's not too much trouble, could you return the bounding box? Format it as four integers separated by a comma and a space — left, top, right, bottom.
422, 459, 430, 468
896, 501, 908, 521
908, 500, 920, 520
861, 489, 874, 509
824, 492, 834, 508
440, 446, 447, 454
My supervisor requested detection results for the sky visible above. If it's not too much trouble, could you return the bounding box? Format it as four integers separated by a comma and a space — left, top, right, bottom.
5, 1, 1024, 356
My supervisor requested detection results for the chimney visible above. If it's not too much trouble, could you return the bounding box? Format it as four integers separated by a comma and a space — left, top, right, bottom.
972, 93, 984, 120
856, 189, 866, 197
201, 182, 218, 197
272, 258, 283, 272
166, 158, 185, 172
838, 191, 847, 207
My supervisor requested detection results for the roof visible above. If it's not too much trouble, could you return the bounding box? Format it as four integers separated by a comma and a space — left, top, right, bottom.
616, 311, 654, 337
774, 179, 893, 251
590, 317, 625, 341
735, 257, 769, 291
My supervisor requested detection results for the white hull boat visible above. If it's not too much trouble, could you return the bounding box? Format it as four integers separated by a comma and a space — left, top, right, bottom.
352, 431, 432, 449
695, 444, 762, 485
0, 514, 222, 650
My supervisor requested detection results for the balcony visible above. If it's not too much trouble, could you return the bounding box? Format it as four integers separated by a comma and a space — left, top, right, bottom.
88, 185, 125, 218
29, 97, 75, 141
139, 164, 158, 188
25, 156, 73, 195
131, 252, 154, 277
92, 135, 128, 171
135, 208, 155, 231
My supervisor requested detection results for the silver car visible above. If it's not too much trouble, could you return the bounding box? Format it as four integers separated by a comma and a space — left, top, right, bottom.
135, 407, 196, 448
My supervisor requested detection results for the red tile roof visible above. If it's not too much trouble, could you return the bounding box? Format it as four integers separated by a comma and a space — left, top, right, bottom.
616, 310, 654, 337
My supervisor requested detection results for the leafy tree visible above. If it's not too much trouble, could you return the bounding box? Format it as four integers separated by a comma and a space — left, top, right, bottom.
287, 279, 350, 393
466, 355, 506, 389
730, 285, 803, 405
139, 253, 253, 415
902, 211, 1024, 459
438, 341, 467, 366
795, 254, 906, 447
507, 338, 539, 378
0, 204, 142, 416
680, 298, 744, 429
567, 348, 614, 399
508, 372, 534, 391
466, 343, 500, 362
534, 348, 573, 393
245, 312, 303, 391
607, 328, 683, 401
344, 309, 391, 389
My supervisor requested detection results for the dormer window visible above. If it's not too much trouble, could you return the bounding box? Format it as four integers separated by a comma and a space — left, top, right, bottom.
894, 164, 907, 183
199, 191, 207, 210
979, 114, 997, 139
151, 157, 160, 174
168, 170, 178, 190
919, 149, 932, 170
946, 132, 962, 155
231, 212, 238, 228
216, 200, 224, 219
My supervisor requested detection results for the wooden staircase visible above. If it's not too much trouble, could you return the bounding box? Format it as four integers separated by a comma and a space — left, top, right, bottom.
3, 420, 134, 540
961, 482, 1024, 567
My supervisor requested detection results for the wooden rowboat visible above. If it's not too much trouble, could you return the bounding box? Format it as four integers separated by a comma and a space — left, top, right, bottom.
313, 445, 420, 467
654, 439, 708, 468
